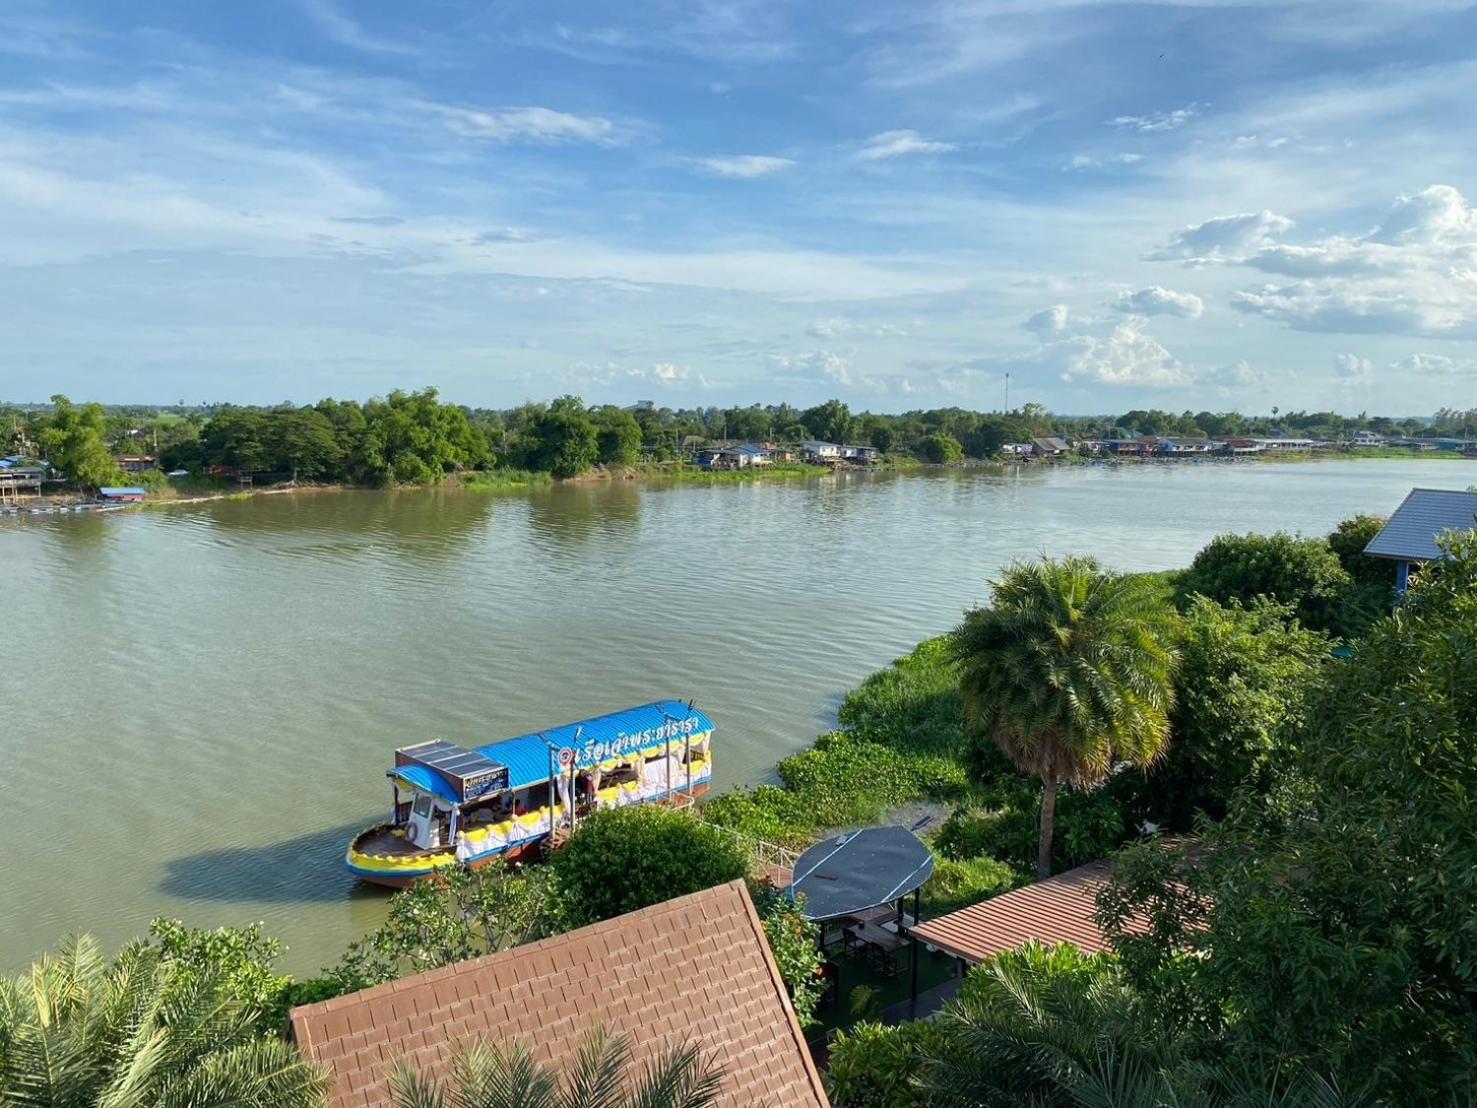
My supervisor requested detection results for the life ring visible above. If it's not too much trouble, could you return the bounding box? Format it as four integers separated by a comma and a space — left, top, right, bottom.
403, 823, 419, 845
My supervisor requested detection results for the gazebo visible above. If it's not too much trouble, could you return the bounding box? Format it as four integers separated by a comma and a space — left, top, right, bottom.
1364, 488, 1477, 596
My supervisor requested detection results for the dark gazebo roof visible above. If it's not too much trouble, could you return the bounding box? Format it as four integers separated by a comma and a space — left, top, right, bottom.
789, 826, 935, 921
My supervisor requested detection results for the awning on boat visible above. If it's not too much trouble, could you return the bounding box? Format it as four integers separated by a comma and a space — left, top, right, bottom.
475, 701, 715, 791
389, 764, 461, 804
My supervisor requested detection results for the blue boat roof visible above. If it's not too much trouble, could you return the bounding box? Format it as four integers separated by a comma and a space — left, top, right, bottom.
475, 701, 714, 791
99, 487, 147, 495
390, 763, 461, 804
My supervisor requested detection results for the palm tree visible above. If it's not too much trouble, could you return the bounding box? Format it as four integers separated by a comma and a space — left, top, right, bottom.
0, 933, 329, 1107
389, 1029, 723, 1108
952, 556, 1178, 878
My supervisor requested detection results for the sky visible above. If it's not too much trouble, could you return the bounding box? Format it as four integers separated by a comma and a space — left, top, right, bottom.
2, 0, 1476, 414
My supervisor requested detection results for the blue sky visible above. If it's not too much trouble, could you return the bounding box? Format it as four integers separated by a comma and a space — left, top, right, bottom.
2, 0, 1476, 413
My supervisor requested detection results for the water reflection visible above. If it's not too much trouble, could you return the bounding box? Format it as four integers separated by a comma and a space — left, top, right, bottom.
160, 822, 384, 905
523, 480, 642, 548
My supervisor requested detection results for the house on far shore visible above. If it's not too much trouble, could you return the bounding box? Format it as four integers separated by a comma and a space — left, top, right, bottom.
290, 881, 830, 1108
1364, 487, 1477, 597
838, 444, 879, 464
1157, 437, 1219, 455
695, 443, 773, 469
1030, 436, 1069, 458
801, 440, 842, 463
1000, 442, 1033, 457
114, 454, 157, 473
98, 487, 147, 503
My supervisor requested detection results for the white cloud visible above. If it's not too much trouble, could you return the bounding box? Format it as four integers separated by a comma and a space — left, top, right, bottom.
637, 362, 692, 382
1150, 210, 1294, 261
1009, 315, 1185, 388
1023, 304, 1069, 338
1164, 186, 1477, 337
1334, 353, 1373, 378
856, 130, 957, 161
1389, 352, 1477, 376
694, 155, 795, 179
1067, 153, 1143, 171
769, 350, 854, 386
1202, 360, 1263, 390
1113, 286, 1204, 318
300, 0, 415, 55
806, 316, 908, 338
422, 103, 617, 144
1108, 105, 1200, 133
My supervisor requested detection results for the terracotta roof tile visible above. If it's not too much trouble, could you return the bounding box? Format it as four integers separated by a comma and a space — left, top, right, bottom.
291, 880, 829, 1108
912, 858, 1148, 963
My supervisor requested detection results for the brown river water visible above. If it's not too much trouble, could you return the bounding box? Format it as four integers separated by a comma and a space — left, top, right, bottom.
2, 459, 1465, 972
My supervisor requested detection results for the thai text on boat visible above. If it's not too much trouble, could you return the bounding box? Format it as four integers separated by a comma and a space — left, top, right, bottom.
345, 700, 714, 886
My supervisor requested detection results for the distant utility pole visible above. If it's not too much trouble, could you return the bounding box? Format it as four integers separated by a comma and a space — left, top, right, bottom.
1003, 372, 1011, 413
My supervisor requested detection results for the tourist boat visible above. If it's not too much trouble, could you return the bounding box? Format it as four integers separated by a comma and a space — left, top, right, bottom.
346, 700, 715, 887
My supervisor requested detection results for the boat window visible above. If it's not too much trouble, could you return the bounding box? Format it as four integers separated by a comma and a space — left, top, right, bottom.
412, 793, 433, 818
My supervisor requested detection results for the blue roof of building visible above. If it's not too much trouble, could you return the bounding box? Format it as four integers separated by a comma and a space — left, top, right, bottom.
1365, 488, 1477, 562
99, 487, 147, 496
474, 700, 715, 791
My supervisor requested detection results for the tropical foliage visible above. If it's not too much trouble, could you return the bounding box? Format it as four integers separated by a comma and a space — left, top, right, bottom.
0, 933, 329, 1107
1178, 531, 1355, 634
952, 557, 1180, 877
749, 884, 825, 1028
37, 394, 118, 489
549, 806, 748, 928
389, 1029, 722, 1108
1101, 533, 1477, 1101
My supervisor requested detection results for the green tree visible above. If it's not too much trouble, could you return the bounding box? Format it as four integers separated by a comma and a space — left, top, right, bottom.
800, 398, 853, 444
1178, 532, 1352, 633
1131, 597, 1329, 828
749, 884, 824, 1027
918, 432, 964, 464
40, 394, 119, 490
334, 862, 555, 988
593, 405, 644, 467
550, 807, 747, 928
270, 407, 344, 482
526, 407, 600, 479
1101, 534, 1477, 1101
202, 407, 273, 474
389, 1029, 721, 1108
0, 933, 329, 1107
951, 557, 1179, 878
360, 388, 492, 484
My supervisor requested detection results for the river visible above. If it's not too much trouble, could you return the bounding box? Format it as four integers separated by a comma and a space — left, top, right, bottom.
1, 458, 1465, 972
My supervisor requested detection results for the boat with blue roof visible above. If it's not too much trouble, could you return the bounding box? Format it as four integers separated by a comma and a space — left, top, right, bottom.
346, 700, 714, 887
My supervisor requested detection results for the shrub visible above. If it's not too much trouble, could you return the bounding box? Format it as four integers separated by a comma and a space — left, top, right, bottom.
935, 784, 1130, 874
826, 1019, 953, 1108
1178, 531, 1352, 632
749, 883, 824, 1028
837, 637, 966, 757
551, 806, 747, 928
918, 432, 964, 464
920, 855, 1020, 917
777, 733, 967, 830
701, 785, 811, 844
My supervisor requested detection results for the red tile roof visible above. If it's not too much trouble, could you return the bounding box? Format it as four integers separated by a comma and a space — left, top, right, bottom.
290, 880, 829, 1108
912, 858, 1147, 963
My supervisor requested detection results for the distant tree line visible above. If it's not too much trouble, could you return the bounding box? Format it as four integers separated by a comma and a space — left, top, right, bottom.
6, 393, 1475, 489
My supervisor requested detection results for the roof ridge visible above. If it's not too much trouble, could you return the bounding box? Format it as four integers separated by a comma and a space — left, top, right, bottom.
292, 880, 740, 1019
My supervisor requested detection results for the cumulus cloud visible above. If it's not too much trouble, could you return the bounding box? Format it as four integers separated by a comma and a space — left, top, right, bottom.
1202, 360, 1263, 390
1174, 186, 1477, 337
423, 103, 616, 144
856, 130, 957, 160
769, 350, 854, 385
1334, 353, 1373, 378
1023, 304, 1070, 338
1389, 352, 1477, 375
694, 154, 795, 178
1108, 105, 1200, 133
1113, 286, 1204, 318
1150, 210, 1294, 261
1009, 315, 1185, 387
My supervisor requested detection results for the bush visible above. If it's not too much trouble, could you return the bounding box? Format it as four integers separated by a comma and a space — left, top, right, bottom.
920, 855, 1020, 916
749, 883, 824, 1027
701, 784, 810, 845
1178, 531, 1352, 633
777, 733, 968, 831
826, 1019, 953, 1108
551, 806, 747, 927
935, 783, 1130, 874
837, 637, 966, 757
917, 432, 964, 464
1126, 596, 1329, 828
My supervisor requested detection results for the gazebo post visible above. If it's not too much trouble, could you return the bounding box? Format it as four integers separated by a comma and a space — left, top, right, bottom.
908, 886, 921, 1015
